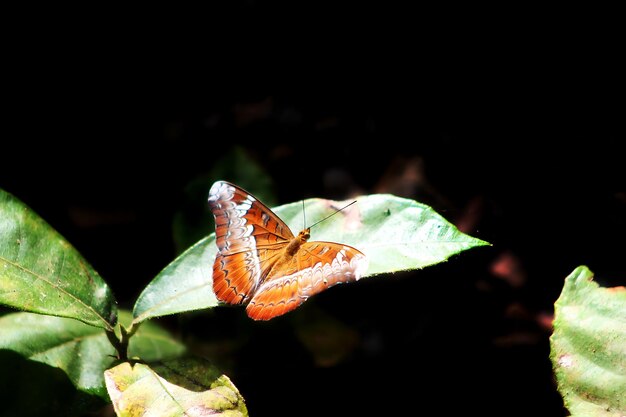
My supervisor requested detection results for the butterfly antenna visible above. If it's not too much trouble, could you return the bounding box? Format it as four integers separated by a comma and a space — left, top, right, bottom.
309, 200, 357, 229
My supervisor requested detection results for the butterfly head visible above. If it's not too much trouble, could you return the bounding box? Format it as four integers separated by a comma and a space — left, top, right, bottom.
298, 228, 311, 242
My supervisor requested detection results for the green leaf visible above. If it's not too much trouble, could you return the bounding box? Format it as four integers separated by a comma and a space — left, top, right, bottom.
0, 312, 114, 402
0, 188, 116, 330
133, 236, 219, 324
105, 358, 248, 417
550, 266, 626, 416
0, 310, 186, 408
125, 313, 187, 363
272, 193, 491, 276
134, 192, 489, 323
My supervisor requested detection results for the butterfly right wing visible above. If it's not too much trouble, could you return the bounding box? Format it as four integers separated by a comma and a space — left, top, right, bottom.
208, 181, 294, 304
246, 241, 368, 320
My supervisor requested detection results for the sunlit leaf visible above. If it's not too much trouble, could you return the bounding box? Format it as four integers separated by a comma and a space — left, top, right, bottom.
276, 193, 491, 276
0, 188, 116, 329
105, 358, 247, 417
134, 192, 489, 323
550, 266, 626, 416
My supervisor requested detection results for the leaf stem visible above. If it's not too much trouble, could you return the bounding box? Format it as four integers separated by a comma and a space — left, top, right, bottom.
105, 322, 142, 362
106, 328, 124, 360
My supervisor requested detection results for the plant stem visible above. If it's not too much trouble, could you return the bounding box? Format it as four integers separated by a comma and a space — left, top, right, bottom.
105, 322, 142, 362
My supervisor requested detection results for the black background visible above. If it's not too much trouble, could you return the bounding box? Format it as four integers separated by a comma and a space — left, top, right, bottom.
1, 8, 623, 416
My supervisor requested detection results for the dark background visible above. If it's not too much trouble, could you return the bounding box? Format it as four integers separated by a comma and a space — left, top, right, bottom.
1, 10, 623, 416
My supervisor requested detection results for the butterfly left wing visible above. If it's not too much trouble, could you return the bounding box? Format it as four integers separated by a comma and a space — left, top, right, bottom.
246, 242, 369, 320
208, 181, 294, 305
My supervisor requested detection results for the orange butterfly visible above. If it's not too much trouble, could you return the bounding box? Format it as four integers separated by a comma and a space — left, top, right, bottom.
208, 181, 368, 320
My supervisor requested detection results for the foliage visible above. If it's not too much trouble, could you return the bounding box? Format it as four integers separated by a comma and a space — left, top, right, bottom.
0, 184, 487, 416
550, 266, 626, 416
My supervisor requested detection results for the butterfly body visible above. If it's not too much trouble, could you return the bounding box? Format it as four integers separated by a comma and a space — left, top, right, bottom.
208, 181, 368, 320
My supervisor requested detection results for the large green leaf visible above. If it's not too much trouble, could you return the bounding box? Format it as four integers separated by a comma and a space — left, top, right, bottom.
0, 188, 116, 330
0, 310, 186, 407
134, 192, 489, 323
550, 266, 626, 416
274, 193, 490, 276
105, 359, 248, 417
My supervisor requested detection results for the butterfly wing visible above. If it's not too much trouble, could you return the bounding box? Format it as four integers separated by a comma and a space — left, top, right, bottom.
246, 242, 368, 320
208, 181, 295, 304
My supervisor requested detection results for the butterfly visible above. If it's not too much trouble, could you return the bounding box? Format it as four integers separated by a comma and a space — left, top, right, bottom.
208, 181, 368, 320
